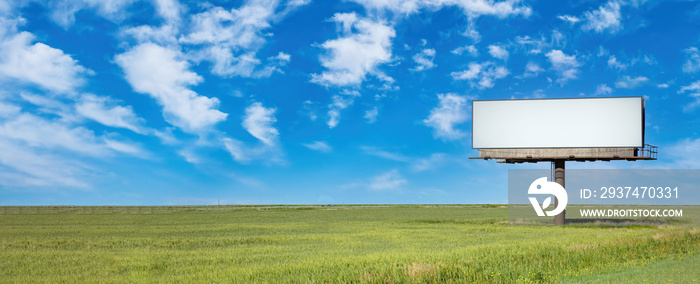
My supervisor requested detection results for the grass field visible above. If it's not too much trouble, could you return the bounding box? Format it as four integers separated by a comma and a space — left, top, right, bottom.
0, 205, 698, 283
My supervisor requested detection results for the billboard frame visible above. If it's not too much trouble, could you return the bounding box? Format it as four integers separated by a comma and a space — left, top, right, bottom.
471, 96, 646, 150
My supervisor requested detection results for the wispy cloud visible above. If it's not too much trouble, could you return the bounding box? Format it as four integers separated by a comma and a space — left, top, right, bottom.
76, 94, 148, 134
523, 62, 544, 77
222, 101, 284, 164
327, 89, 360, 128
683, 47, 700, 73
303, 141, 332, 153
557, 15, 580, 24
177, 1, 305, 78
581, 1, 622, 33
0, 100, 147, 188
364, 106, 379, 123
607, 55, 627, 70
350, 0, 531, 19
514, 35, 551, 55
368, 169, 406, 191
665, 137, 700, 168
677, 81, 700, 112
48, 0, 134, 28
242, 102, 279, 146
452, 45, 478, 56
615, 75, 648, 89
451, 62, 509, 89
411, 153, 448, 172
412, 48, 436, 71
558, 1, 625, 34
361, 146, 411, 162
593, 84, 613, 96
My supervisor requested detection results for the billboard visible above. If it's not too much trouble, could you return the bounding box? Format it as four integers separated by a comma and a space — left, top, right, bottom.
472, 97, 644, 149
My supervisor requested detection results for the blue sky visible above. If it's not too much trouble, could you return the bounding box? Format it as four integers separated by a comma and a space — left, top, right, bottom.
1, 0, 699, 205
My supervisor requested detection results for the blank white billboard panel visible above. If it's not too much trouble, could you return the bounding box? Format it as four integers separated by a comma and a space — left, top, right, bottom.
472, 97, 643, 149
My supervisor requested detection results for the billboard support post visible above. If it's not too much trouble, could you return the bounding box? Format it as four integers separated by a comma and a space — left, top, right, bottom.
554, 160, 565, 225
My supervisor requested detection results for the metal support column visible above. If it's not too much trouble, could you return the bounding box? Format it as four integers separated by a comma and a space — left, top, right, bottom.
554, 160, 566, 225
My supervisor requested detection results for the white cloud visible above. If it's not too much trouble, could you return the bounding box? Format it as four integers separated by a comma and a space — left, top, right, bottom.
242, 102, 278, 146
581, 0, 622, 33
104, 139, 146, 156
177, 148, 201, 164
641, 54, 657, 65
327, 89, 360, 128
302, 141, 332, 153
545, 50, 581, 84
115, 43, 228, 133
528, 89, 544, 98
0, 100, 146, 189
523, 62, 543, 77
176, 1, 302, 78
557, 15, 580, 24
593, 84, 613, 96
558, 1, 625, 33
514, 35, 549, 55
180, 5, 265, 75
118, 0, 185, 45
488, 44, 508, 60
221, 137, 250, 163
683, 47, 700, 73
607, 55, 627, 70
19, 92, 80, 122
364, 106, 379, 123
368, 169, 406, 191
412, 48, 436, 71
360, 146, 460, 172
615, 75, 648, 89
302, 100, 318, 121
666, 138, 700, 168
423, 93, 469, 141
447, 0, 534, 16
451, 62, 508, 89
452, 63, 481, 80
152, 0, 185, 24
677, 81, 700, 112
0, 113, 110, 156
0, 138, 91, 188
121, 24, 180, 46
411, 153, 447, 172
678, 81, 700, 94
0, 32, 91, 94
657, 83, 669, 89
351, 0, 531, 19
76, 94, 148, 134
221, 135, 285, 165
550, 30, 566, 48
462, 17, 481, 42
48, 0, 135, 28
452, 45, 478, 56
0, 101, 20, 118
270, 52, 291, 64
311, 13, 395, 87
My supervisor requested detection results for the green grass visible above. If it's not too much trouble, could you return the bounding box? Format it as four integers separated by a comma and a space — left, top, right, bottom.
0, 205, 698, 283
562, 251, 700, 283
